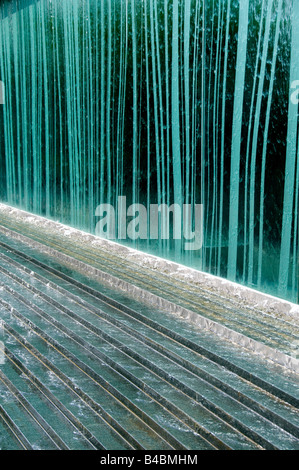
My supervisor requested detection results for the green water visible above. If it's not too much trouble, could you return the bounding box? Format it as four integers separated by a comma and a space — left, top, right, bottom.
0, 0, 298, 303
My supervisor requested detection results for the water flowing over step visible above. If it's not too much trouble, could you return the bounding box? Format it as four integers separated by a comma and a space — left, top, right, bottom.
0, 215, 298, 450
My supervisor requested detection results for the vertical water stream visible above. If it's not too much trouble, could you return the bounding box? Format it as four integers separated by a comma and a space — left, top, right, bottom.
0, 0, 298, 303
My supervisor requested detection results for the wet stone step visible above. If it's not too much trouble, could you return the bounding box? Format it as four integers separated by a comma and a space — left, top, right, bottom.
1, 227, 299, 353
6, 351, 131, 451
0, 402, 33, 450
0, 412, 24, 450
9, 335, 164, 451
0, 362, 95, 450
76, 328, 298, 450
0, 230, 280, 332
1, 228, 297, 355
3, 342, 143, 450
1, 274, 298, 450
0, 322, 138, 450
19, 326, 214, 450
0, 231, 298, 450
2, 313, 208, 450
0, 379, 57, 450
0, 241, 296, 380
0, 232, 288, 364
0, 289, 266, 450
2, 262, 298, 440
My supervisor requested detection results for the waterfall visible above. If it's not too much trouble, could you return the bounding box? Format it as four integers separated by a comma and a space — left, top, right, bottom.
0, 0, 298, 303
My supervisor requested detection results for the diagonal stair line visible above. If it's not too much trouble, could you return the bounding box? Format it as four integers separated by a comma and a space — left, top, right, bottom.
0, 300, 230, 450
0, 216, 298, 338
1, 348, 106, 450
3, 270, 299, 449
0, 216, 298, 450
0, 320, 148, 451
0, 368, 70, 450
6, 279, 299, 450
1, 269, 299, 443
0, 246, 298, 409
0, 404, 33, 450
0, 228, 298, 374
0, 283, 271, 449
0, 221, 298, 350
1, 313, 206, 451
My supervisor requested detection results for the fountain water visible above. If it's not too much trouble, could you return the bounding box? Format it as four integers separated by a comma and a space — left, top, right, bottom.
0, 0, 298, 303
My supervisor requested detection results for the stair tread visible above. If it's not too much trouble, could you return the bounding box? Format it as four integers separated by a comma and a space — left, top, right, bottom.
0, 229, 298, 450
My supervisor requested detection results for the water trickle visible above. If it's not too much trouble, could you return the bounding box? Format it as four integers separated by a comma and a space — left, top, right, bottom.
0, 0, 298, 303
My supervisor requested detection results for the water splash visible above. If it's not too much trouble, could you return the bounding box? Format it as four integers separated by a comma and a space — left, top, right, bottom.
0, 0, 298, 304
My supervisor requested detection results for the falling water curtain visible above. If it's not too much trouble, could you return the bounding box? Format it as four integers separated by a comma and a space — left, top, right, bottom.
0, 0, 298, 303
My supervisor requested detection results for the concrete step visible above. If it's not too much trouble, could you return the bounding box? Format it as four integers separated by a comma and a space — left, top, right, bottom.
0, 206, 298, 366
0, 228, 298, 450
